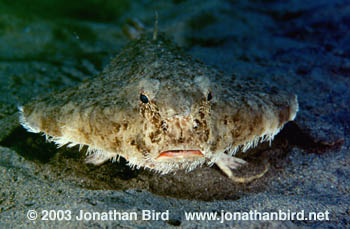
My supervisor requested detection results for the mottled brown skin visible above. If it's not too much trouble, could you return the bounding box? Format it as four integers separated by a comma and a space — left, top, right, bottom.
19, 32, 298, 176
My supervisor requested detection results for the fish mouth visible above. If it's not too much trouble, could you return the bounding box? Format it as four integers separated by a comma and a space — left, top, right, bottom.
156, 150, 204, 159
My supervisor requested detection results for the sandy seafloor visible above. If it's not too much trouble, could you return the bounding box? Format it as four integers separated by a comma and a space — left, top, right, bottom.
0, 0, 349, 228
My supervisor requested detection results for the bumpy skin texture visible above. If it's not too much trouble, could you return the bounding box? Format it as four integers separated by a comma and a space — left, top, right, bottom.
19, 33, 298, 175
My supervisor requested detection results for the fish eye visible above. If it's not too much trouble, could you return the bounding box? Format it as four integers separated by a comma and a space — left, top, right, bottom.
140, 93, 149, 104
207, 91, 213, 101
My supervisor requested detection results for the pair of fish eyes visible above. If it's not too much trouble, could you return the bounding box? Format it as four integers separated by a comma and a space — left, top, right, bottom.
139, 92, 213, 104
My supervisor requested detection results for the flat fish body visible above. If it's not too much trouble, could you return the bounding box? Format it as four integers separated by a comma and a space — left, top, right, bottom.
19, 32, 298, 176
